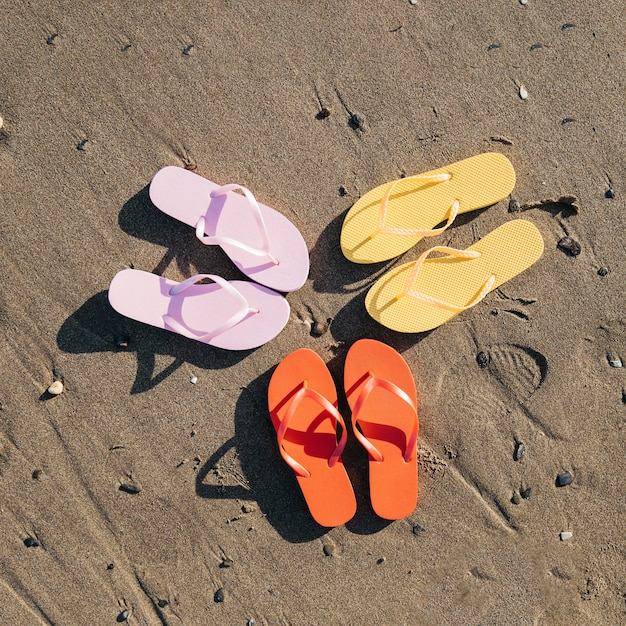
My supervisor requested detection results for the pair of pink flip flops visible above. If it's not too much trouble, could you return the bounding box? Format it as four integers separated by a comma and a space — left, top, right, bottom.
108, 167, 310, 349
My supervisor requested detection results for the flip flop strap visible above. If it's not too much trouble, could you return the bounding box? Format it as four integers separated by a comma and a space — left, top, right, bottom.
162, 274, 259, 341
277, 381, 348, 478
352, 373, 418, 463
371, 172, 457, 239
396, 246, 496, 312
195, 184, 279, 265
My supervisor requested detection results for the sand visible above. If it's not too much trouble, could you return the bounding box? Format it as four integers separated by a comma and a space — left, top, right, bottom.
0, 0, 624, 624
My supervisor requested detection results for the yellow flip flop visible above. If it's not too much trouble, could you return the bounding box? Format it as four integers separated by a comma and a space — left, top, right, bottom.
365, 220, 544, 333
340, 153, 516, 264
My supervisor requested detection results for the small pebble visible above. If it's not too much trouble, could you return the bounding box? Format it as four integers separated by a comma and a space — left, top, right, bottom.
608, 357, 623, 368
119, 481, 142, 494
508, 198, 521, 212
247, 620, 256, 626
519, 0, 528, 4
214, 588, 225, 603
348, 114, 365, 131
47, 381, 64, 395
556, 471, 573, 487
520, 487, 532, 499
117, 610, 130, 622
518, 84, 528, 100
597, 267, 608, 276
511, 493, 521, 505
190, 376, 198, 384
409, 0, 418, 4
24, 537, 39, 548
338, 186, 348, 196
513, 442, 525, 461
241, 504, 255, 513
157, 599, 169, 608
220, 557, 234, 568
316, 107, 330, 120
476, 352, 489, 368
377, 557, 386, 565
107, 563, 114, 570
560, 531, 573, 541
323, 543, 336, 557
0, 115, 3, 129
412, 523, 426, 535
311, 319, 329, 337
604, 188, 615, 199
32, 469, 43, 480
115, 336, 129, 348
557, 236, 581, 256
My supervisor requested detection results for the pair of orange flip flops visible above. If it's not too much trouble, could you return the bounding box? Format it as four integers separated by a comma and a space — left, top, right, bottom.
268, 339, 418, 527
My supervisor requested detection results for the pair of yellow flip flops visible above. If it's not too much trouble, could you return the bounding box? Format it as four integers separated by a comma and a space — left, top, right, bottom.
340, 153, 545, 333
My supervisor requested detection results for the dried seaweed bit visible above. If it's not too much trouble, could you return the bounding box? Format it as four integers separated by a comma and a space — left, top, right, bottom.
412, 523, 426, 535
622, 389, 626, 405
487, 43, 501, 52
214, 588, 225, 603
491, 135, 513, 145
338, 185, 348, 196
557, 236, 581, 256
32, 469, 43, 480
183, 44, 194, 55
508, 198, 521, 212
561, 117, 576, 125
556, 471, 573, 487
47, 33, 58, 45
513, 442, 525, 461
561, 23, 576, 30
530, 43, 544, 51
476, 352, 489, 368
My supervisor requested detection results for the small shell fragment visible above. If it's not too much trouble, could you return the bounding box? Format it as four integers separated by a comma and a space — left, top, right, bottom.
513, 442, 525, 461
47, 381, 64, 395
0, 115, 3, 129
409, 0, 418, 4
519, 0, 528, 4
560, 531, 573, 541
608, 357, 623, 368
190, 376, 198, 384
117, 609, 131, 622
519, 84, 528, 100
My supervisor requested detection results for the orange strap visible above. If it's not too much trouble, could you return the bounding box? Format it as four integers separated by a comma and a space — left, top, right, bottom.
276, 381, 348, 478
351, 372, 418, 463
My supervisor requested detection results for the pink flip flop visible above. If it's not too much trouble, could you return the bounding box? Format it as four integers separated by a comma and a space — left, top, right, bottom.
149, 166, 309, 292
108, 270, 290, 350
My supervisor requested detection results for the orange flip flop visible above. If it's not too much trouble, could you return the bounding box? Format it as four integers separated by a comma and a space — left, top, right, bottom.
268, 349, 357, 527
344, 339, 418, 520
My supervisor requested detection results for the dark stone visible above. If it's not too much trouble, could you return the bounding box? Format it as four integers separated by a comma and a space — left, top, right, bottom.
119, 482, 142, 494
214, 588, 225, 603
520, 487, 532, 499
24, 537, 39, 548
476, 352, 489, 368
316, 108, 330, 120
157, 599, 169, 608
556, 471, 573, 487
557, 236, 581, 256
605, 188, 615, 199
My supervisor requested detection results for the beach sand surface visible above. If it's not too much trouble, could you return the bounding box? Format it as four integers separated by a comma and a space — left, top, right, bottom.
0, 1, 624, 624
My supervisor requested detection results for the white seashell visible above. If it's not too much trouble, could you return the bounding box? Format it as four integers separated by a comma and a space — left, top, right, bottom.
409, 0, 418, 4
0, 115, 3, 129
520, 0, 528, 5
608, 357, 623, 368
560, 531, 573, 541
190, 376, 198, 384
47, 381, 64, 395
519, 84, 528, 100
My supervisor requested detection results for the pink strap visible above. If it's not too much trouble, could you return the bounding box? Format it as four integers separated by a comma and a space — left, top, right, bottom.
162, 274, 258, 341
277, 381, 348, 478
352, 373, 418, 463
395, 246, 496, 311
195, 183, 279, 265
369, 172, 457, 240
